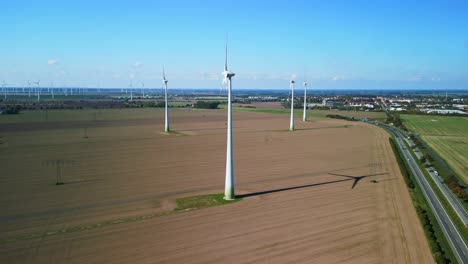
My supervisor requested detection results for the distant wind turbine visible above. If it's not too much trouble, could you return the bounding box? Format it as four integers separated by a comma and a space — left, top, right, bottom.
34, 80, 40, 101
222, 36, 236, 200
51, 82, 55, 99
162, 67, 170, 132
303, 79, 307, 122
28, 81, 31, 97
2, 81, 7, 100
289, 77, 295, 131
129, 83, 133, 101
141, 82, 145, 98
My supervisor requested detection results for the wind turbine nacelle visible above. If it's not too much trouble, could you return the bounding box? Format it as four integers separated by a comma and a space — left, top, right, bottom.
290, 80, 295, 84
223, 71, 235, 78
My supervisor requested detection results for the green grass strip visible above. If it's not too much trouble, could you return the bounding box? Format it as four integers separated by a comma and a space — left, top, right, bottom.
174, 193, 241, 211
1, 193, 240, 244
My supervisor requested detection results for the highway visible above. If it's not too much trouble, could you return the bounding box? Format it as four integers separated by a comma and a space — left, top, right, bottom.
401, 133, 468, 226
377, 99, 468, 225
369, 122, 468, 264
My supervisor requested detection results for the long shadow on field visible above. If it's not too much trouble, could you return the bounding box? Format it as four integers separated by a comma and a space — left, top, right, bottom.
63, 178, 104, 185
237, 178, 353, 198
294, 125, 352, 131
238, 172, 389, 198
328, 172, 389, 189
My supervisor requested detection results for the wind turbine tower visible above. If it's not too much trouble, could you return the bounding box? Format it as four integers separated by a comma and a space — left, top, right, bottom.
2, 81, 6, 100
222, 37, 236, 200
303, 79, 307, 122
289, 78, 295, 131
162, 67, 170, 132
34, 80, 40, 101
129, 83, 133, 101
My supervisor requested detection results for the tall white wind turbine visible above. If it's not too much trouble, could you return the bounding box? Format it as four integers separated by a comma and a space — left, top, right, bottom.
34, 80, 40, 101
303, 79, 307, 122
223, 37, 236, 200
162, 67, 170, 132
289, 78, 295, 131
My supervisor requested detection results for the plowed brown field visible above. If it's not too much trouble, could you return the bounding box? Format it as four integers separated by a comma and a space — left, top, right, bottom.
0, 109, 432, 263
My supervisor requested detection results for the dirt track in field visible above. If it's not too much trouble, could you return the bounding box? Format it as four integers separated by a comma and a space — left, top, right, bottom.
0, 109, 432, 263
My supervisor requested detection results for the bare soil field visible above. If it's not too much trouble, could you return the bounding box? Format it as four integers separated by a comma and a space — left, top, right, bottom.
0, 108, 432, 263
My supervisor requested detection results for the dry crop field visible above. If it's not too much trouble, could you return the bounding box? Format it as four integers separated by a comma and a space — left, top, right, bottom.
0, 108, 431, 263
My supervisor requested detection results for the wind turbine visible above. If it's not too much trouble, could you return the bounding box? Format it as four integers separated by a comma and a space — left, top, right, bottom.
141, 82, 145, 98
51, 82, 55, 99
129, 83, 133, 101
303, 79, 308, 122
222, 36, 236, 200
289, 77, 295, 131
162, 67, 170, 132
2, 81, 6, 100
34, 80, 40, 101
28, 81, 31, 97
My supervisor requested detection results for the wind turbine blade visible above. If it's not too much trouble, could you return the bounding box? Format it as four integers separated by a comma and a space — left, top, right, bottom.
225, 33, 228, 71
163, 66, 166, 80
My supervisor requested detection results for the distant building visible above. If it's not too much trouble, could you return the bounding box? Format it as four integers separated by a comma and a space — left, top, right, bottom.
389, 104, 405, 111
422, 109, 467, 115
453, 104, 467, 110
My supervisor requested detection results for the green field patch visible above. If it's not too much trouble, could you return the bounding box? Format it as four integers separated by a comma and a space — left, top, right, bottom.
402, 114, 468, 184
162, 130, 190, 136
2, 193, 241, 244
174, 193, 241, 211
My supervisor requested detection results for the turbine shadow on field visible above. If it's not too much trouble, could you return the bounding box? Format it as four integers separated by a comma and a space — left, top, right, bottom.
63, 178, 104, 185
328, 172, 389, 189
293, 125, 352, 131
237, 178, 352, 198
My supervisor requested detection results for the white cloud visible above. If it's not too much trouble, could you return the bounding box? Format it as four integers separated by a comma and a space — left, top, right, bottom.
133, 62, 143, 68
331, 76, 341, 81
47, 59, 58, 65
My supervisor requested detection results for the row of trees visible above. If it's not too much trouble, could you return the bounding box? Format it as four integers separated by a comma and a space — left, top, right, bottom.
194, 101, 220, 109
416, 206, 451, 263
326, 114, 357, 122
281, 99, 303, 109
386, 112, 403, 127
1, 105, 21, 114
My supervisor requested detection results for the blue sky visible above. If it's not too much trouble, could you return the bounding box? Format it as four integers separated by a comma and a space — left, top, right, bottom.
2, 0, 468, 89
